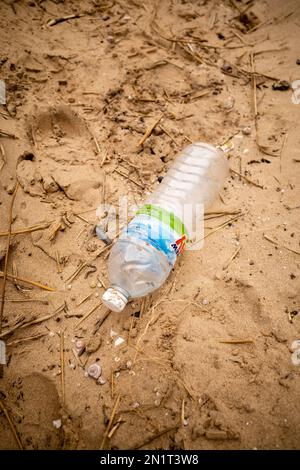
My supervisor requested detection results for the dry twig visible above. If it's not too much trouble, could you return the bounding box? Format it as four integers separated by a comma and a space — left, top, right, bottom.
263, 234, 300, 256
75, 301, 103, 329
138, 114, 163, 147
230, 168, 264, 189
60, 330, 65, 406
0, 183, 19, 334
7, 332, 47, 347
0, 399, 23, 449
47, 14, 85, 27
0, 221, 52, 238
0, 271, 55, 292
219, 339, 253, 344
100, 393, 121, 450
222, 246, 241, 270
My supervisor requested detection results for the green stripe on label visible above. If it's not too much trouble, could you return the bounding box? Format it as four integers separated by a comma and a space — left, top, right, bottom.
136, 204, 188, 237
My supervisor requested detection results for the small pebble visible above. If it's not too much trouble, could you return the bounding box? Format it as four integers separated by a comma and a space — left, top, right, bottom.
272, 80, 290, 91
67, 284, 72, 290
242, 126, 251, 135
86, 336, 102, 354
98, 377, 107, 385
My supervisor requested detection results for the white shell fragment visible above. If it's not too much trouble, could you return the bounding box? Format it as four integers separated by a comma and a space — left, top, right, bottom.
291, 351, 300, 366
291, 340, 300, 351
114, 337, 125, 347
87, 363, 102, 379
53, 419, 62, 429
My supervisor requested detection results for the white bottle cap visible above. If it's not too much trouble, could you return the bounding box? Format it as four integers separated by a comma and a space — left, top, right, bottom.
102, 287, 128, 313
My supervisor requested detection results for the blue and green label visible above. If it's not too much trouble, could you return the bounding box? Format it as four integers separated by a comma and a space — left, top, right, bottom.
120, 204, 188, 265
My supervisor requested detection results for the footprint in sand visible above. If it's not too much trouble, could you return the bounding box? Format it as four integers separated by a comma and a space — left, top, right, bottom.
0, 373, 63, 450
17, 105, 103, 201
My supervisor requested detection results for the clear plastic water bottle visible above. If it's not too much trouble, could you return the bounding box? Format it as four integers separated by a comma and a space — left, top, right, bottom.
102, 142, 228, 312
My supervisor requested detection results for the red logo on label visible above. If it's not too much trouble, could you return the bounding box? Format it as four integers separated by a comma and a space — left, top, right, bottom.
171, 235, 186, 255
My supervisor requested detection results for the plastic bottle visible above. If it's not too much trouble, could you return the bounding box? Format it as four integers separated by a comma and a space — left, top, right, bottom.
102, 142, 228, 312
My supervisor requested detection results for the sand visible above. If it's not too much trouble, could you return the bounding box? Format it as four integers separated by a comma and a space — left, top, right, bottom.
0, 0, 300, 450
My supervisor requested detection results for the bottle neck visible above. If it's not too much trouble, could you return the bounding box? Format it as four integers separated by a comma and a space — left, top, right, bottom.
110, 284, 130, 300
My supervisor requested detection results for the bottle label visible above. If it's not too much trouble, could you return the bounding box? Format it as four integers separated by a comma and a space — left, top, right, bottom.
121, 204, 188, 265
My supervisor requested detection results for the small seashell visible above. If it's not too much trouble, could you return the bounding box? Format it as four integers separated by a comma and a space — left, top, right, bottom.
126, 360, 132, 370
75, 339, 85, 356
87, 363, 102, 379
131, 401, 140, 409
98, 377, 107, 385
